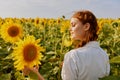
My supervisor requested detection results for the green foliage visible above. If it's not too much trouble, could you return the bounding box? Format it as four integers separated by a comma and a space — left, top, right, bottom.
99, 76, 120, 80
98, 20, 120, 76
110, 56, 120, 63
0, 18, 120, 80
0, 73, 11, 80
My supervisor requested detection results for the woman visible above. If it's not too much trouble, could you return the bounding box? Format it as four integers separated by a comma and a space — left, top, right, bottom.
23, 10, 110, 80
61, 10, 110, 80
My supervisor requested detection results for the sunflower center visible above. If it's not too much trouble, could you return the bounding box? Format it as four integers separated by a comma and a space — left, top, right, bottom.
36, 19, 39, 24
23, 44, 37, 62
8, 26, 19, 37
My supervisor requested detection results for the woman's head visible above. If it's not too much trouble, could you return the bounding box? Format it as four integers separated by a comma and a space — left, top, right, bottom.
70, 10, 99, 47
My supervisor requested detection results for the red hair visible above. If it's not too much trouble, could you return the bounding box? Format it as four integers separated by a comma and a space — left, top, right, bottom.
71, 10, 99, 47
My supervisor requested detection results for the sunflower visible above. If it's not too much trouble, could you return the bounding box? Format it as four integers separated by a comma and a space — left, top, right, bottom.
12, 35, 45, 70
60, 20, 70, 33
63, 39, 72, 47
34, 17, 40, 27
0, 22, 23, 43
62, 33, 72, 47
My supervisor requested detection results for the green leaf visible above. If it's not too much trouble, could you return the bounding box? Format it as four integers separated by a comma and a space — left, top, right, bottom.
99, 76, 120, 80
110, 56, 120, 64
3, 53, 13, 60
29, 71, 38, 80
0, 73, 11, 80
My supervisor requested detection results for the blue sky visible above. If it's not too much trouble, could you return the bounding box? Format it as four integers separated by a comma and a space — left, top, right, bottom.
0, 0, 119, 19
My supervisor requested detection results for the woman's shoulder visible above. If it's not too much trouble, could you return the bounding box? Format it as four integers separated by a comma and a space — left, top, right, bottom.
66, 41, 99, 56
65, 47, 86, 58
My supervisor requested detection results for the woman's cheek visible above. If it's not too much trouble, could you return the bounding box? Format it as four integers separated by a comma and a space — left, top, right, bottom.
71, 27, 77, 39
71, 33, 78, 40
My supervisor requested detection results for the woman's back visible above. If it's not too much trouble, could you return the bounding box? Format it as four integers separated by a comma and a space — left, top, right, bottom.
61, 41, 110, 80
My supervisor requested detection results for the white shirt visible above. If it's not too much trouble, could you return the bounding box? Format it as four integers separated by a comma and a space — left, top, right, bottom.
61, 41, 110, 80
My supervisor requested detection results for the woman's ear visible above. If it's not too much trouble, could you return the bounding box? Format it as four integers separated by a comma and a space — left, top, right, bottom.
84, 23, 90, 31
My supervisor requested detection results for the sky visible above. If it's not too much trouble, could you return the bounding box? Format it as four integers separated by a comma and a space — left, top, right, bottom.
0, 0, 119, 19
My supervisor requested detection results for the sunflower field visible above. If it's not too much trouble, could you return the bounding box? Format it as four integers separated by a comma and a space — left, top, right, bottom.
0, 17, 120, 80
